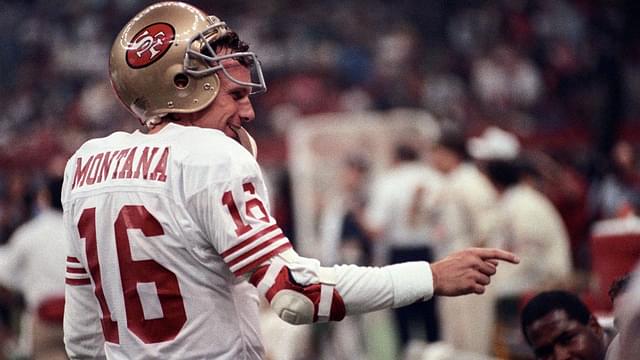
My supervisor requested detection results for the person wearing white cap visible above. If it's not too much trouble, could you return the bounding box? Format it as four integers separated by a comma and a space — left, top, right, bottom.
467, 126, 521, 161
470, 126, 572, 356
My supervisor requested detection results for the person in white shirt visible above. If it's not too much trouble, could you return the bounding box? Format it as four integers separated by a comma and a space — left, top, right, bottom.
62, 2, 520, 359
429, 127, 499, 354
612, 264, 640, 360
484, 157, 571, 357
604, 273, 631, 360
0, 176, 67, 360
466, 127, 571, 298
365, 143, 446, 346
465, 127, 571, 356
486, 159, 572, 297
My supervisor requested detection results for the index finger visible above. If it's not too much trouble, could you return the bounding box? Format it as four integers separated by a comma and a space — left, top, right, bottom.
471, 248, 520, 264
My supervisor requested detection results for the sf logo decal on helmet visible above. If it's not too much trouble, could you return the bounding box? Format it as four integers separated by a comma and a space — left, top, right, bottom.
126, 23, 175, 69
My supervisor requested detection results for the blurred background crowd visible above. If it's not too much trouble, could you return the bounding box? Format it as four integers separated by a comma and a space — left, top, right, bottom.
1, 0, 640, 359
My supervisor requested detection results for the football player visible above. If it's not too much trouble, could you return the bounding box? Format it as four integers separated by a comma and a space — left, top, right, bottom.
62, 2, 519, 359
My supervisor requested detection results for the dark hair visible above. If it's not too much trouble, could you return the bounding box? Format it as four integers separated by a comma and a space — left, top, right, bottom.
205, 31, 252, 67
609, 273, 632, 302
485, 159, 521, 188
520, 290, 592, 345
437, 127, 469, 160
394, 144, 420, 162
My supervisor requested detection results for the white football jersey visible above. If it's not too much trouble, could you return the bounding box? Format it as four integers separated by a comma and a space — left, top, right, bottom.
62, 123, 291, 359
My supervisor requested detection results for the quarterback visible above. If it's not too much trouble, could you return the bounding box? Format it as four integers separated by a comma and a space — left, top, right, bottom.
62, 2, 519, 359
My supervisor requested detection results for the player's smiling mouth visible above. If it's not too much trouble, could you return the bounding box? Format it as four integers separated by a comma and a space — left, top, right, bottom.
228, 124, 257, 157
229, 124, 242, 141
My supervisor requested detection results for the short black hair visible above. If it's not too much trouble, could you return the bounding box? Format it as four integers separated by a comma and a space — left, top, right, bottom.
485, 159, 521, 188
394, 144, 420, 162
609, 273, 632, 302
437, 127, 469, 160
520, 290, 592, 345
205, 31, 252, 67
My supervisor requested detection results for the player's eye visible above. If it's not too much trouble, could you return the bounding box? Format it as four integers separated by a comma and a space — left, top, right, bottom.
557, 332, 577, 345
230, 90, 247, 101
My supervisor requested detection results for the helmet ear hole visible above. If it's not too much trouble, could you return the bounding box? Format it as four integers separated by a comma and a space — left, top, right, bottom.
174, 73, 189, 89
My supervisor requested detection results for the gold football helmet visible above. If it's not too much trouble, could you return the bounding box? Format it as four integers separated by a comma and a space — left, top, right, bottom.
109, 1, 266, 125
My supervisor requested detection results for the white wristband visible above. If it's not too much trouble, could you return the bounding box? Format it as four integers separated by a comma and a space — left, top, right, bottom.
386, 261, 434, 308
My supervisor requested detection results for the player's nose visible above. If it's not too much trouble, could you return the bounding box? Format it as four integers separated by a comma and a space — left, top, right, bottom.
239, 98, 255, 123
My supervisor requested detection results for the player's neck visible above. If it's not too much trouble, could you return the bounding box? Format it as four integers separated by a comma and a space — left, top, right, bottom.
148, 122, 170, 134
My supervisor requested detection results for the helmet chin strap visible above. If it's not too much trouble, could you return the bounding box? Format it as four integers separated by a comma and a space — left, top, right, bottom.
144, 116, 164, 129
232, 126, 258, 158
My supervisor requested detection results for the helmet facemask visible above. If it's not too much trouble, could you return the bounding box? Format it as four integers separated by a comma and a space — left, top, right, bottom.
184, 20, 267, 95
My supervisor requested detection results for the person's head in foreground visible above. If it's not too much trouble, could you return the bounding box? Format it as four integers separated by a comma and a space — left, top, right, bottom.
521, 290, 607, 360
110, 1, 266, 150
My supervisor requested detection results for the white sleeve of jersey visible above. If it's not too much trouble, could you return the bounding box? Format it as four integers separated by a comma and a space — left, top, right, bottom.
271, 249, 434, 315
64, 284, 107, 360
62, 209, 106, 359
334, 261, 434, 313
185, 151, 292, 278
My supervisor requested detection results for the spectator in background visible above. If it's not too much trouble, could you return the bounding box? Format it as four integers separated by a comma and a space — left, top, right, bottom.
471, 127, 572, 296
369, 25, 424, 109
317, 154, 373, 360
609, 274, 632, 327
605, 274, 631, 360
469, 127, 572, 357
0, 172, 34, 358
0, 175, 66, 360
527, 151, 590, 270
589, 140, 640, 220
471, 44, 543, 111
320, 154, 373, 267
365, 143, 445, 349
520, 290, 607, 360
612, 264, 640, 360
429, 126, 499, 355
0, 172, 32, 246
430, 125, 498, 252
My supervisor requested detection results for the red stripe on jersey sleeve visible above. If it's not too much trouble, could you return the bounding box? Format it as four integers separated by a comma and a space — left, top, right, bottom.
233, 242, 292, 276
67, 256, 81, 263
221, 224, 279, 258
66, 278, 91, 286
227, 233, 286, 267
66, 267, 88, 274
